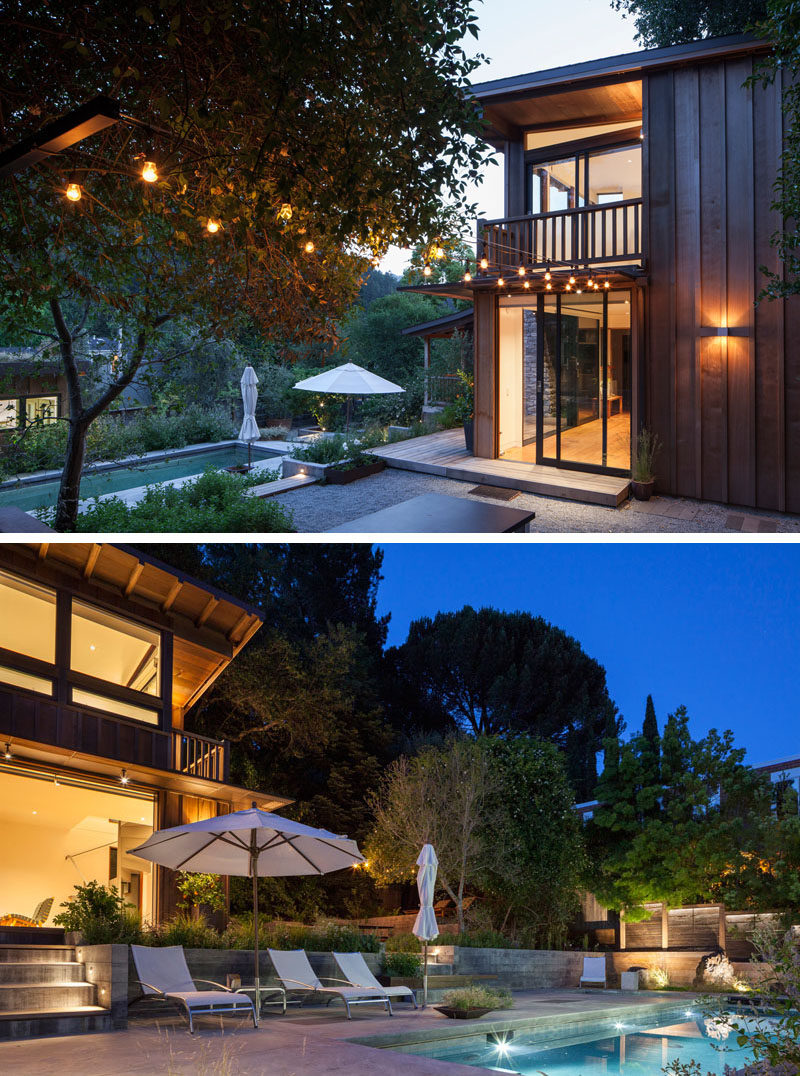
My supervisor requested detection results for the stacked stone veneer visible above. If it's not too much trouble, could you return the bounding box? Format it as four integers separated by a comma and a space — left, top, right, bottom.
448, 946, 586, 990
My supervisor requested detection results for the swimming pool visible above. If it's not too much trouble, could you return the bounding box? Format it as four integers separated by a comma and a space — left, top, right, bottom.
0, 442, 282, 512
389, 1008, 765, 1076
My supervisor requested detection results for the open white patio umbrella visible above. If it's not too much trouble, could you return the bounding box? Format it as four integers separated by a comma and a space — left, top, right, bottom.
293, 362, 404, 430
238, 364, 260, 469
131, 805, 363, 1025
411, 843, 439, 1008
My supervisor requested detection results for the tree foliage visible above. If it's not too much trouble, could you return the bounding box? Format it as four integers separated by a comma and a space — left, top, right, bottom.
387, 606, 620, 798
0, 0, 489, 527
587, 704, 779, 917
610, 0, 766, 47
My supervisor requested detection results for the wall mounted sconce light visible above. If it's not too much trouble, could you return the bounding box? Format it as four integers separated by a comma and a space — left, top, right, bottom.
699, 326, 749, 338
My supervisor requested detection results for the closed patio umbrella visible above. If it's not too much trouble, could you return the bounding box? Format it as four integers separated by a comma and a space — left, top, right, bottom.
238, 364, 260, 469
293, 362, 404, 430
411, 843, 439, 1008
131, 805, 363, 1025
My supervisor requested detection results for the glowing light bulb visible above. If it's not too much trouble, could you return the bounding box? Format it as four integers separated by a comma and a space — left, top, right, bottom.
463, 271, 472, 282
594, 282, 600, 290
434, 245, 446, 260
480, 257, 488, 270
496, 277, 504, 286
569, 275, 576, 285
141, 161, 158, 183
518, 266, 526, 276
566, 284, 572, 292
587, 278, 594, 287
206, 219, 220, 234
277, 203, 292, 222
304, 240, 315, 253
422, 263, 432, 277
577, 287, 583, 294
544, 269, 551, 281
604, 280, 610, 289
546, 282, 552, 291
65, 182, 82, 202
120, 769, 129, 786
4, 744, 11, 759
523, 280, 530, 289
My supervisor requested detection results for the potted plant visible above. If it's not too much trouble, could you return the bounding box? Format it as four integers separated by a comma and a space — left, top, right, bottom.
450, 369, 475, 453
435, 985, 513, 1020
377, 950, 422, 988
631, 428, 661, 500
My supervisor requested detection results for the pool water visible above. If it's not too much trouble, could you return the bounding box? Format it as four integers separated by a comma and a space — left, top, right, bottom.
0, 444, 280, 512
392, 1010, 764, 1076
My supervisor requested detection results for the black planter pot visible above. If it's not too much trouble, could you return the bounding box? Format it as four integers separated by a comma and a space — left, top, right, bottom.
435, 1006, 495, 1020
463, 419, 474, 454
631, 478, 655, 501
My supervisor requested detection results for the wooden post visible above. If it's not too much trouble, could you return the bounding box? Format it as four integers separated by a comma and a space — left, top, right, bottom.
718, 903, 726, 951
661, 904, 669, 950
423, 338, 430, 408
619, 910, 626, 951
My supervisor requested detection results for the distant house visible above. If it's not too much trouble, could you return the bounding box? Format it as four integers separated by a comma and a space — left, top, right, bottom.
408, 34, 799, 512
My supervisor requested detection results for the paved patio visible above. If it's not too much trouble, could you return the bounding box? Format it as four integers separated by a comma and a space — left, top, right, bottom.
0, 991, 690, 1075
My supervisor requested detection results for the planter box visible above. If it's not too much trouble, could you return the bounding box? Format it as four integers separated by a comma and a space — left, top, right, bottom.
325, 460, 385, 484
376, 975, 422, 989
435, 1005, 494, 1020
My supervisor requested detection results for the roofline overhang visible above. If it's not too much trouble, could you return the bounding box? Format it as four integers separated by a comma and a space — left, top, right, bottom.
402, 267, 647, 300
470, 33, 768, 106
401, 309, 474, 337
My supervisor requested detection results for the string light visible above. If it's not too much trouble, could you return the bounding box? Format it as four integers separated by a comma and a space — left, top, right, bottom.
593, 282, 600, 290
304, 240, 315, 253
120, 769, 129, 786
480, 257, 488, 270
3, 744, 11, 759
587, 277, 594, 288
565, 283, 572, 292
604, 280, 610, 289
434, 244, 446, 260
546, 282, 552, 291
544, 268, 551, 281
206, 219, 220, 234
496, 276, 504, 286
523, 280, 530, 289
277, 203, 292, 222
65, 182, 82, 202
518, 266, 526, 276
422, 263, 432, 277
463, 270, 472, 282
569, 274, 576, 285
141, 161, 158, 183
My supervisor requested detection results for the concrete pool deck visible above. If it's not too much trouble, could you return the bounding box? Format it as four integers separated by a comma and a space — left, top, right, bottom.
0, 990, 692, 1075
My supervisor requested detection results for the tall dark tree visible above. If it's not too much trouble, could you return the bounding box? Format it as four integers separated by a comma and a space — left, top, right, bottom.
641, 693, 660, 783
610, 0, 766, 46
388, 606, 620, 798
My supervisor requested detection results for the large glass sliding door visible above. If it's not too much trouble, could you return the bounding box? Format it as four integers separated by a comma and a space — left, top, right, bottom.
498, 290, 632, 475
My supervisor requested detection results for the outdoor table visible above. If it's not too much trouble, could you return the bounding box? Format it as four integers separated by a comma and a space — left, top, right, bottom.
326, 492, 535, 533
234, 982, 287, 1014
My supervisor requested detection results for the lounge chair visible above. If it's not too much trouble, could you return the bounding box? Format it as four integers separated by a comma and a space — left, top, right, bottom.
131, 944, 258, 1033
333, 951, 418, 1009
579, 955, 608, 989
0, 896, 53, 927
268, 948, 393, 1019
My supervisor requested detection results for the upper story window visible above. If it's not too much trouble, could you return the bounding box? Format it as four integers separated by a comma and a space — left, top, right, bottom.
71, 600, 160, 695
527, 135, 642, 215
0, 569, 56, 664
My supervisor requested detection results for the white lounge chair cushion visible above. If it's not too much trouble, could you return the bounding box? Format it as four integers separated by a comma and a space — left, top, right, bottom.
131, 945, 196, 994
580, 956, 607, 982
167, 990, 255, 1010
268, 949, 385, 998
332, 951, 414, 999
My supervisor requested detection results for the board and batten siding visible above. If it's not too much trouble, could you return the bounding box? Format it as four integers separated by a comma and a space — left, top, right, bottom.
644, 58, 799, 511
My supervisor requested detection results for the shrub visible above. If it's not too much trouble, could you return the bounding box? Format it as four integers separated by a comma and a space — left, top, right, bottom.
176, 872, 226, 914
52, 468, 293, 533
259, 425, 290, 440
221, 916, 380, 953
449, 931, 517, 949
294, 434, 350, 464
440, 985, 513, 1011
148, 912, 225, 949
384, 951, 421, 977
53, 881, 143, 944
385, 933, 423, 953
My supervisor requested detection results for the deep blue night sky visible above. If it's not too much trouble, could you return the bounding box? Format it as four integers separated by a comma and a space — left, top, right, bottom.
375, 543, 799, 765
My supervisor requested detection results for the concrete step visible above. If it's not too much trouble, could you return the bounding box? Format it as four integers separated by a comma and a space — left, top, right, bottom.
0, 982, 96, 1012
248, 474, 317, 498
0, 927, 65, 946
0, 1008, 111, 1041
0, 946, 76, 963
0, 962, 85, 984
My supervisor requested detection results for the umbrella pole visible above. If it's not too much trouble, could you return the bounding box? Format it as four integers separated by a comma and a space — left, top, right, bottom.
346, 395, 351, 432
422, 939, 428, 1009
251, 828, 260, 1027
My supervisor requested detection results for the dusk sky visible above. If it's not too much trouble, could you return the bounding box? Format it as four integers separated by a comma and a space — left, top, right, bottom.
376, 543, 799, 766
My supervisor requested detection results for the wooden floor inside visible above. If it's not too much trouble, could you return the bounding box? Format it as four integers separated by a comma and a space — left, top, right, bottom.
502, 412, 631, 471
372, 429, 630, 508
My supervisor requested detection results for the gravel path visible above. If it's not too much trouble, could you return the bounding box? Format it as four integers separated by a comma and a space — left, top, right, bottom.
272, 468, 800, 534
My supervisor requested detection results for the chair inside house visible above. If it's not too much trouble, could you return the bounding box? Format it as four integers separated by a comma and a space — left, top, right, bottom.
579, 955, 608, 989
130, 944, 258, 1033
0, 896, 54, 927
267, 948, 393, 1019
333, 950, 417, 1009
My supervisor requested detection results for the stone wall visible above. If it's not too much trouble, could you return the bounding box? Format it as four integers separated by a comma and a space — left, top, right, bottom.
611, 950, 772, 989
452, 946, 586, 990
77, 943, 129, 1029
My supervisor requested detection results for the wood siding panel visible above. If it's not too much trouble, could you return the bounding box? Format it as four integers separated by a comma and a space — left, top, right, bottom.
673, 68, 701, 494
699, 63, 728, 502
644, 71, 676, 493
754, 72, 785, 509
644, 56, 787, 509
725, 58, 756, 507
473, 291, 498, 458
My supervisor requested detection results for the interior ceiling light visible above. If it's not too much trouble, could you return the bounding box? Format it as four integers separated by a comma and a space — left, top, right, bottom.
120, 769, 129, 785
3, 744, 11, 759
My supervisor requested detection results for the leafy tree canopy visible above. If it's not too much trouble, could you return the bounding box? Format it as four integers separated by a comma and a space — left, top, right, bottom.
610, 0, 767, 47
386, 605, 620, 798
588, 703, 777, 917
341, 291, 449, 386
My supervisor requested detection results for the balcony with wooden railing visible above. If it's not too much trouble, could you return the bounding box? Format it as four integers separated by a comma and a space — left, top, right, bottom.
478, 198, 643, 273
173, 728, 228, 783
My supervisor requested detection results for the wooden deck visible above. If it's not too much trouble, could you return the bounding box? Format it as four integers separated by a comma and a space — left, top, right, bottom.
371, 429, 630, 508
